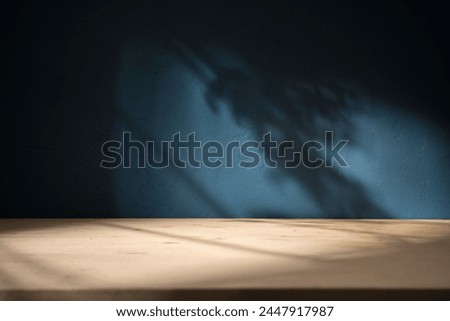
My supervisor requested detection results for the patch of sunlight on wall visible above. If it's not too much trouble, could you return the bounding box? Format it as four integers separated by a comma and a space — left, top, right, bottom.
111, 41, 450, 218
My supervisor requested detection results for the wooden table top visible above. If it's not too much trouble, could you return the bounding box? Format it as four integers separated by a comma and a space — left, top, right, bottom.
1, 219, 449, 300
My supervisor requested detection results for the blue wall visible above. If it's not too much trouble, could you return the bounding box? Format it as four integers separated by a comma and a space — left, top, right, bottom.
2, 1, 449, 218
111, 42, 449, 218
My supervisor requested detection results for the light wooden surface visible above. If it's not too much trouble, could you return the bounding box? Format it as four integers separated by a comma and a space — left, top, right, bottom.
1, 219, 449, 300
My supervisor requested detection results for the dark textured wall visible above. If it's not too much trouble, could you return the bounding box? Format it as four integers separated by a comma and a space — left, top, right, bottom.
2, 1, 449, 218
